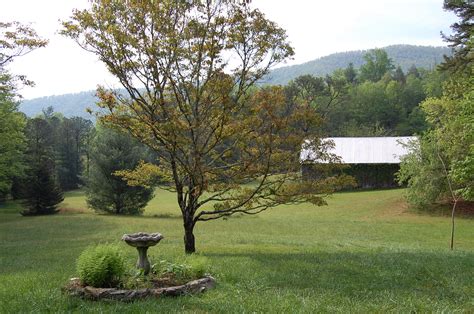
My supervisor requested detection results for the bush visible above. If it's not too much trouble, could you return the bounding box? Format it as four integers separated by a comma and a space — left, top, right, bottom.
76, 244, 126, 287
397, 135, 448, 208
156, 255, 210, 281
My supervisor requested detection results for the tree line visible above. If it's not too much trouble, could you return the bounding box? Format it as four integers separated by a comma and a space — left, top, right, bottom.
283, 49, 447, 137
265, 44, 450, 86
1, 104, 155, 215
3, 47, 446, 215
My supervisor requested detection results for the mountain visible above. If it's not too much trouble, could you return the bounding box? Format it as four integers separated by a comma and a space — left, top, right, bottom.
262, 44, 451, 85
20, 90, 98, 120
19, 44, 451, 118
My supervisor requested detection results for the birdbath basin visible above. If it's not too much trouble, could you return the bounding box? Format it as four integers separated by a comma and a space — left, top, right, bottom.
122, 232, 163, 275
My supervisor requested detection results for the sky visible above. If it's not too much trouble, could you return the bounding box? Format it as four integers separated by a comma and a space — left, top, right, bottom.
1, 0, 456, 99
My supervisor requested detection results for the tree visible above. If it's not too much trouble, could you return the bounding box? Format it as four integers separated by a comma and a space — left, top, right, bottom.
0, 82, 26, 200
0, 22, 47, 201
421, 78, 473, 202
422, 69, 448, 98
344, 62, 357, 84
350, 80, 402, 132
56, 116, 94, 190
393, 66, 405, 84
440, 0, 473, 73
63, 0, 350, 253
399, 1, 473, 250
21, 118, 63, 215
359, 49, 395, 82
401, 73, 426, 114
0, 22, 48, 66
407, 65, 421, 79
32, 107, 95, 191
398, 81, 473, 249
85, 125, 154, 215
397, 135, 447, 208
0, 21, 48, 94
284, 72, 348, 136
398, 75, 473, 208
284, 73, 346, 119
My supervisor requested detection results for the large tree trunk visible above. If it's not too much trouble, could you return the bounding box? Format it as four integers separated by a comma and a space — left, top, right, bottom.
183, 214, 196, 254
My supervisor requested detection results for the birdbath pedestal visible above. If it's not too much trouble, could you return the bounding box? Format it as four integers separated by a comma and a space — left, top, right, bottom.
122, 232, 163, 275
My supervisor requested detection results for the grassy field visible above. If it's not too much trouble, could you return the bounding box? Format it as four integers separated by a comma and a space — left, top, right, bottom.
1, 188, 473, 312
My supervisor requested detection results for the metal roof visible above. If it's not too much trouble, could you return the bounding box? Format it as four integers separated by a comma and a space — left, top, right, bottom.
301, 137, 417, 164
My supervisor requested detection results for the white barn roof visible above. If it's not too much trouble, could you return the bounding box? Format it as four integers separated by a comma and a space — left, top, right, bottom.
301, 137, 417, 164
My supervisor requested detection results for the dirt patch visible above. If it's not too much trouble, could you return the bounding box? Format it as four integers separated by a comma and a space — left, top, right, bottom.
359, 196, 416, 221
59, 207, 87, 214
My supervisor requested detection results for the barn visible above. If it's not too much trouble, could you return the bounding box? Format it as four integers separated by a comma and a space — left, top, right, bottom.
300, 137, 417, 188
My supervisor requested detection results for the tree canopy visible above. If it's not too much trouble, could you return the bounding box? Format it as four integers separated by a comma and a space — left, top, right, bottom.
359, 49, 395, 82
0, 22, 47, 201
398, 0, 473, 212
62, 0, 350, 253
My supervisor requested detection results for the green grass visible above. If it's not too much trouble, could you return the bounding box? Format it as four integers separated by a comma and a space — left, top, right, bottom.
1, 188, 473, 312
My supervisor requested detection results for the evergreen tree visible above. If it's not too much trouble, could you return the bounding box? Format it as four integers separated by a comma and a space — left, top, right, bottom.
440, 0, 474, 73
21, 118, 63, 215
85, 126, 154, 215
344, 62, 357, 84
407, 65, 421, 79
56, 117, 93, 190
36, 107, 94, 191
393, 66, 406, 84
21, 162, 64, 216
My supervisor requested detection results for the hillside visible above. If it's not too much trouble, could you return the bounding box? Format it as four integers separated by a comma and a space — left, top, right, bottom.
263, 44, 451, 85
20, 90, 97, 120
19, 44, 451, 118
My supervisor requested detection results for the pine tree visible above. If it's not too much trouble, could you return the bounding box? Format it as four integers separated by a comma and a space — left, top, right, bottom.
85, 126, 154, 215
21, 118, 63, 215
440, 0, 474, 73
344, 62, 357, 84
393, 66, 406, 84
56, 116, 93, 190
21, 163, 64, 215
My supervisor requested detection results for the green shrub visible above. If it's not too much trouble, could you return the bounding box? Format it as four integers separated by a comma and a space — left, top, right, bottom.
155, 255, 210, 281
76, 244, 126, 287
185, 255, 209, 278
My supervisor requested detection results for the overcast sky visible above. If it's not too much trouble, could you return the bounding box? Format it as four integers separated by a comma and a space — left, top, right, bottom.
1, 0, 456, 99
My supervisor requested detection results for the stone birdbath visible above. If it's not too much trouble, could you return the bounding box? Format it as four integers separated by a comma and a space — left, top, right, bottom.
122, 232, 163, 275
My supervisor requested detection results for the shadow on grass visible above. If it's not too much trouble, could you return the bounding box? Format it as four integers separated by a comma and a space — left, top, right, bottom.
151, 213, 182, 219
0, 201, 24, 215
208, 250, 474, 301
408, 201, 474, 220
89, 212, 181, 220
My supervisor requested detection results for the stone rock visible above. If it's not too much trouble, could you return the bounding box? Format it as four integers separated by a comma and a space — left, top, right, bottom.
63, 276, 216, 302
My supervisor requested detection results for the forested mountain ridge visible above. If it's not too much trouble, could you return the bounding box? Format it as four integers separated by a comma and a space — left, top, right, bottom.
20, 90, 98, 119
263, 45, 451, 85
19, 44, 451, 118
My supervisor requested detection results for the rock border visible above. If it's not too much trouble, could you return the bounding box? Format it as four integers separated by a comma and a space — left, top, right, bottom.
63, 276, 216, 302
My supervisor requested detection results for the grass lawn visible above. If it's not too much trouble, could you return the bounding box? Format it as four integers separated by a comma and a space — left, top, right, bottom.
1, 188, 473, 312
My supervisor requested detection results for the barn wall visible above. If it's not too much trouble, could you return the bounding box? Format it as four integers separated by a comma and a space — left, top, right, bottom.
302, 163, 401, 189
